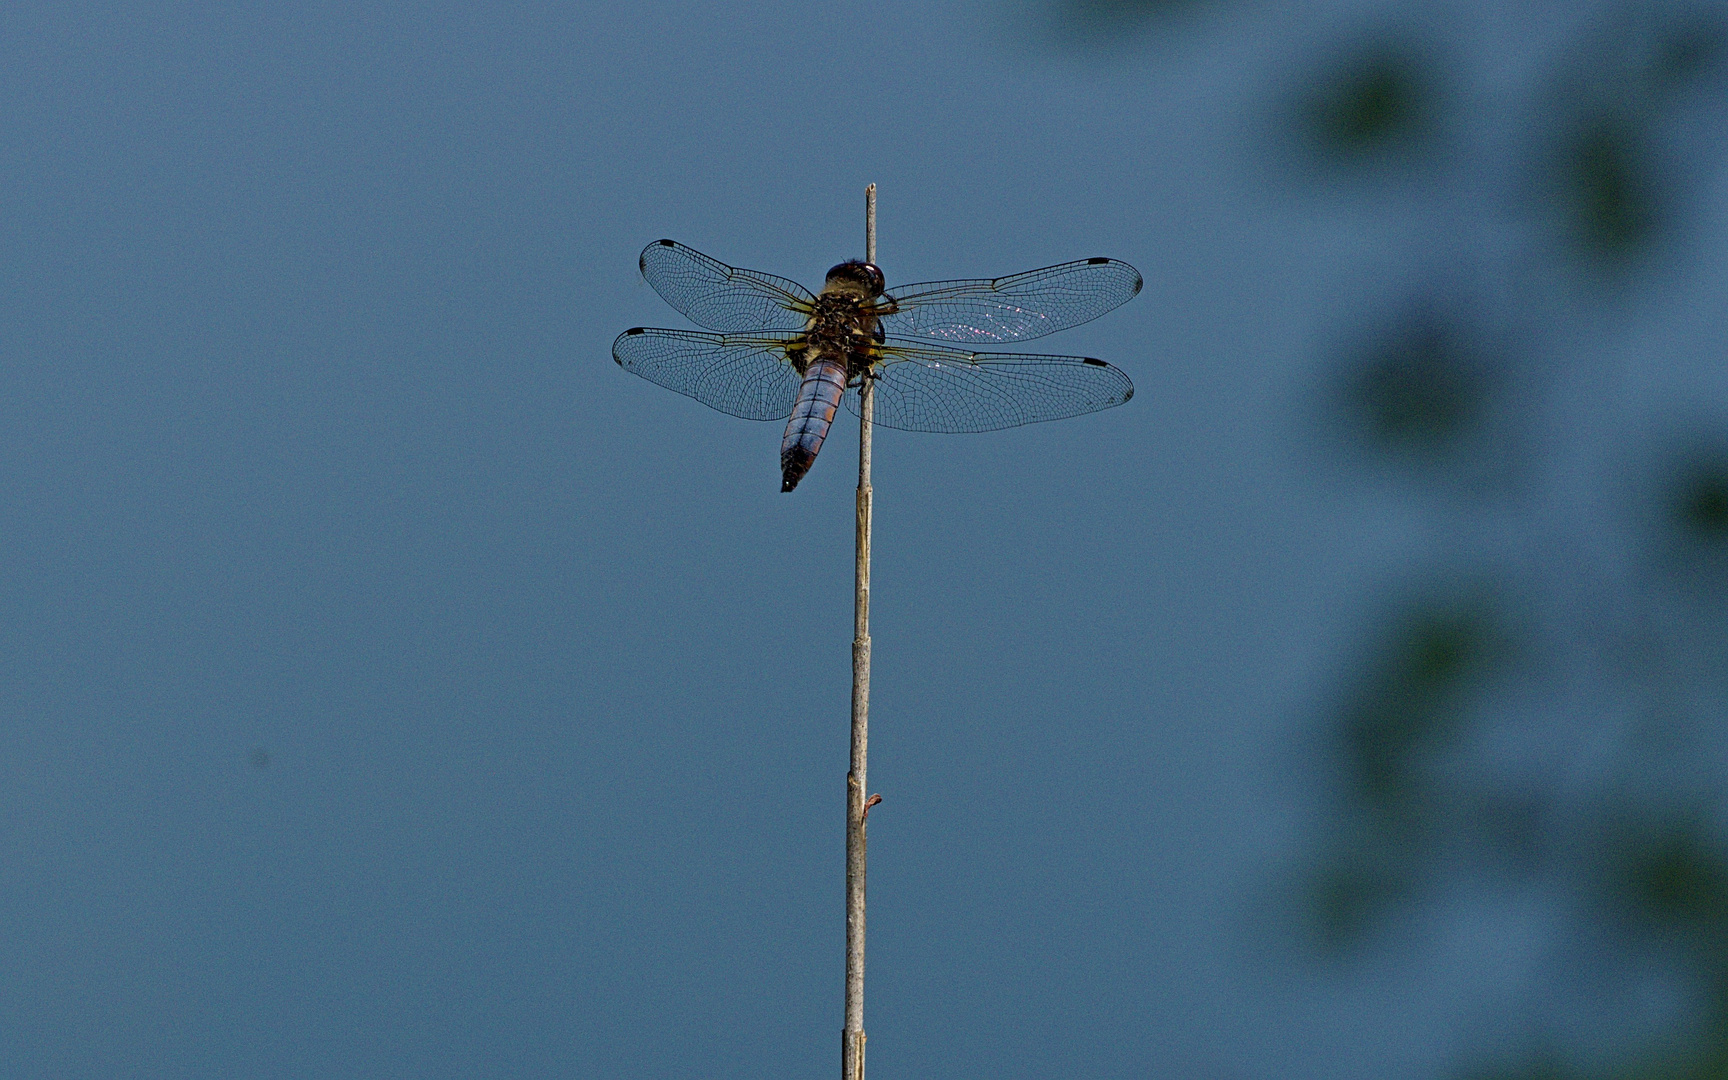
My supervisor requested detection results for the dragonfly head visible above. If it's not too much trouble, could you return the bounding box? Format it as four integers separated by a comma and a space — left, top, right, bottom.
824, 260, 885, 298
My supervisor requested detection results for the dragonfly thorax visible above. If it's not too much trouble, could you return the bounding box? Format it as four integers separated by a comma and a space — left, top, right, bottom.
795, 292, 883, 380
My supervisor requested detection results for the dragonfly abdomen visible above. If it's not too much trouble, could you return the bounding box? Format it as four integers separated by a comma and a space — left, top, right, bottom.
780, 353, 848, 492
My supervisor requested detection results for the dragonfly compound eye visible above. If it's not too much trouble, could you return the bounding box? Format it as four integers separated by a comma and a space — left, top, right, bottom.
825, 260, 885, 297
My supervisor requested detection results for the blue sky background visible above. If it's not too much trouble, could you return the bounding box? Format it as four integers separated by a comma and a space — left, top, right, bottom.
3, 1, 1727, 1077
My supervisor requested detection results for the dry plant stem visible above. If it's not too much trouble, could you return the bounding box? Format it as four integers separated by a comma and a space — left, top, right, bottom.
843, 182, 876, 1080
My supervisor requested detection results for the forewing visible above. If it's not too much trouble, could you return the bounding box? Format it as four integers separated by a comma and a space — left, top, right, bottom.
881, 258, 1142, 345
613, 328, 802, 421
639, 240, 816, 333
843, 341, 1134, 433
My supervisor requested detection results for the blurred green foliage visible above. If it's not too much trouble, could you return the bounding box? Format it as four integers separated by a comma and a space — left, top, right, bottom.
1306, 854, 1413, 949
1284, 6, 1728, 1074
1339, 600, 1498, 809
1302, 596, 1510, 947
1056, 0, 1211, 41
1458, 1057, 1582, 1078
1652, 17, 1728, 85
1542, 9, 1726, 265
1304, 47, 1436, 159
1557, 115, 1660, 259
1340, 317, 1489, 457
1671, 455, 1728, 545
1609, 819, 1728, 940
1059, 0, 1728, 1070
1461, 1058, 1580, 1080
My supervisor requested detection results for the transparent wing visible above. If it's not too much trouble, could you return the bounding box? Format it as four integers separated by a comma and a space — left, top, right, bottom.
880, 258, 1142, 345
638, 240, 816, 333
843, 341, 1134, 433
612, 328, 802, 421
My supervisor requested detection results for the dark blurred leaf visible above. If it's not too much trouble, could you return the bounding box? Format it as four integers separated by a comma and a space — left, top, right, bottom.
1338, 598, 1501, 810
1609, 821, 1728, 935
1304, 46, 1436, 160
1556, 113, 1661, 259
1647, 444, 1728, 595
1304, 856, 1412, 949
1303, 596, 1508, 954
1653, 18, 1728, 85
1341, 316, 1490, 456
1462, 794, 1546, 871
1278, 3, 1728, 1072
1055, 0, 1212, 41
1458, 1056, 1580, 1080
1671, 456, 1728, 544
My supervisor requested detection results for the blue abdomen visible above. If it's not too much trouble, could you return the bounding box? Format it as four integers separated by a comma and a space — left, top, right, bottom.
780, 356, 847, 492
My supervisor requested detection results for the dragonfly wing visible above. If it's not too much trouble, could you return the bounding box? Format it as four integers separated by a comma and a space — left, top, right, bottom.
639, 240, 816, 333
880, 258, 1142, 345
843, 341, 1134, 433
613, 328, 803, 421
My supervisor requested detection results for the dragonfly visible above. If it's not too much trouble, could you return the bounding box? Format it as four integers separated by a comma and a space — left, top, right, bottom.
613, 239, 1142, 492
